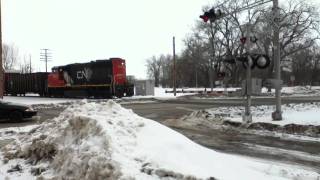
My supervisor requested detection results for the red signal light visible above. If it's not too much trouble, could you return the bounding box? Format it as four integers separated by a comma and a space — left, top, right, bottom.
217, 72, 225, 79
200, 15, 209, 22
240, 37, 247, 44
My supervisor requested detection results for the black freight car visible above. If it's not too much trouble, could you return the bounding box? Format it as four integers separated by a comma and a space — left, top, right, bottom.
5, 72, 49, 96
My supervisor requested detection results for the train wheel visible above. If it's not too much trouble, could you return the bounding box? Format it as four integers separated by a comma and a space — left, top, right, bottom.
116, 92, 123, 98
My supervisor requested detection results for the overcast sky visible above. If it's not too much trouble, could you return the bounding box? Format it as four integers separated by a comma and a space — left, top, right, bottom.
2, 0, 320, 79
3, 0, 214, 78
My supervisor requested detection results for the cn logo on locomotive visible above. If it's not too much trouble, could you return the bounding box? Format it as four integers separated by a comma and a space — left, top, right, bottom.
76, 68, 92, 80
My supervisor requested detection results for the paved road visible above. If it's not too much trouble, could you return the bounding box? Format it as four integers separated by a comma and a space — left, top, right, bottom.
124, 96, 320, 121
123, 96, 320, 171
1, 96, 320, 172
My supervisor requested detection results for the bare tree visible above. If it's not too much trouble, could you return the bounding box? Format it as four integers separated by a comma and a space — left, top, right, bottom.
146, 56, 162, 87
186, 0, 319, 85
2, 43, 19, 70
146, 0, 320, 87
182, 33, 208, 87
253, 0, 320, 76
19, 54, 33, 73
159, 54, 173, 88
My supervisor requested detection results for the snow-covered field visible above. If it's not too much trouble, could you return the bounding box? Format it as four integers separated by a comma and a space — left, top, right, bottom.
207, 103, 320, 126
158, 86, 320, 97
0, 100, 319, 180
264, 86, 320, 96
3, 86, 320, 105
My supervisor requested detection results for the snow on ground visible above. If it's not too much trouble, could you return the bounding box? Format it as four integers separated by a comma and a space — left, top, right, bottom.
3, 96, 78, 105
153, 87, 196, 98
3, 86, 320, 106
262, 86, 320, 96
157, 86, 320, 98
2, 87, 182, 105
0, 100, 319, 180
154, 87, 241, 98
207, 102, 320, 126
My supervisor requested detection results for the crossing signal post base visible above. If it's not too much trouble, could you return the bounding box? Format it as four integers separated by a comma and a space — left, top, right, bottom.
272, 111, 282, 121
242, 113, 252, 124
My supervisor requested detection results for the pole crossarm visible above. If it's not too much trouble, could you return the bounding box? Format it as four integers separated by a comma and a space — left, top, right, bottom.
40, 49, 52, 73
210, 0, 273, 22
232, 0, 272, 13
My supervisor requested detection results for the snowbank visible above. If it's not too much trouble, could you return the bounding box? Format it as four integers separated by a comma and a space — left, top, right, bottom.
3, 96, 78, 105
0, 100, 319, 180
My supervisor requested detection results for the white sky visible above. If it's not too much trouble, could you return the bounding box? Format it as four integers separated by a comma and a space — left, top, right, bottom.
2, 0, 213, 79
2, 0, 319, 79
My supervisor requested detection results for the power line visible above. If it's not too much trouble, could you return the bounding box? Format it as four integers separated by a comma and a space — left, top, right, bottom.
40, 49, 52, 73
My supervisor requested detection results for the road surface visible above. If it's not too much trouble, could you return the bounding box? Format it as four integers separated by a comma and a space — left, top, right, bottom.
1, 96, 320, 172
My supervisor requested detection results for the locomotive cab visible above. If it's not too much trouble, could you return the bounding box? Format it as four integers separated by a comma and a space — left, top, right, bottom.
111, 58, 134, 97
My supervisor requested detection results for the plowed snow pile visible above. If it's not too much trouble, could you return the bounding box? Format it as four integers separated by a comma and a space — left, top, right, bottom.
0, 100, 319, 180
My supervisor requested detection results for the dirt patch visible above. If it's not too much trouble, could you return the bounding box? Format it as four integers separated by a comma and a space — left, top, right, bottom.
282, 124, 320, 136
222, 120, 242, 127
227, 121, 320, 137
141, 163, 217, 180
247, 122, 280, 131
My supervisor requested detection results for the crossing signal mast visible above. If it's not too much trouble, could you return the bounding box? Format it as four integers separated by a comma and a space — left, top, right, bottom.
199, 0, 282, 121
199, 0, 272, 23
199, 7, 225, 92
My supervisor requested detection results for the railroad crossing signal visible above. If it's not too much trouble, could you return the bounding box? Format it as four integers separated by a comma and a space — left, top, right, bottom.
234, 54, 270, 70
240, 36, 258, 44
217, 72, 225, 79
255, 55, 270, 69
199, 12, 210, 22
199, 8, 224, 23
240, 37, 247, 44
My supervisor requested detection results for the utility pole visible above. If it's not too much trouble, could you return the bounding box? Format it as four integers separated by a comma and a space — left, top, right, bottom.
272, 0, 282, 120
29, 54, 32, 73
209, 22, 215, 92
243, 24, 254, 123
0, 1, 3, 98
173, 36, 176, 96
40, 49, 52, 73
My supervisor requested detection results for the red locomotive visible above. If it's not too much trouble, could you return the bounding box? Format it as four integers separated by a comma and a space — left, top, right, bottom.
5, 58, 134, 98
